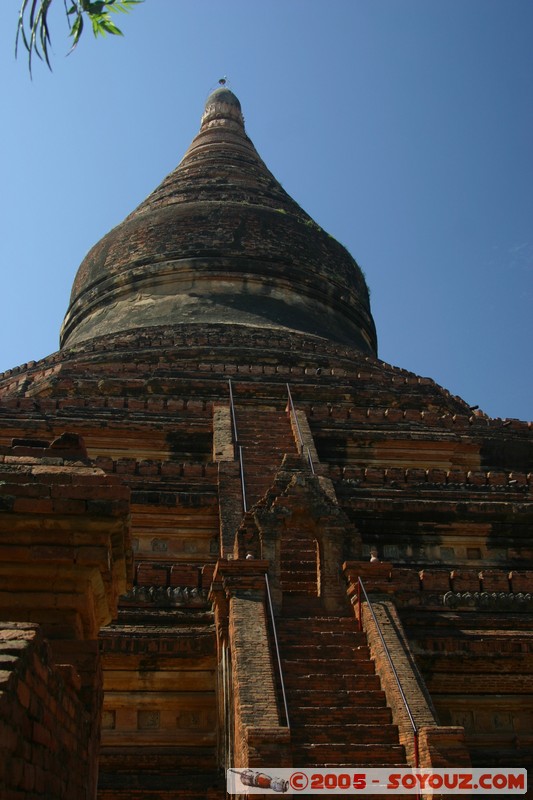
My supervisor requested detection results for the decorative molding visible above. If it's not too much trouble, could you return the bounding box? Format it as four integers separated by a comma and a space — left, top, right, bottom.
120, 586, 209, 608
443, 591, 533, 611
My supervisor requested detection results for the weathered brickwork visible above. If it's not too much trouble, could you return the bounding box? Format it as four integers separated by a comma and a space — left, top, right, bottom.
0, 623, 99, 799
345, 561, 533, 780
0, 440, 132, 639
0, 86, 531, 800
211, 560, 290, 771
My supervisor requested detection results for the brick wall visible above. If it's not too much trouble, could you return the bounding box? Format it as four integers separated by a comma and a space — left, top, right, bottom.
229, 593, 287, 767
0, 623, 100, 799
212, 561, 291, 772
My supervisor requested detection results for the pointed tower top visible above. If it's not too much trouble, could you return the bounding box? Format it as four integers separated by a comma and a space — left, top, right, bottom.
201, 86, 244, 128
60, 90, 376, 355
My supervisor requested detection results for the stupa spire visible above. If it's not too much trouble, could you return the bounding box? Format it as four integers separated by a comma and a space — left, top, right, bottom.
60, 89, 377, 355
200, 84, 245, 128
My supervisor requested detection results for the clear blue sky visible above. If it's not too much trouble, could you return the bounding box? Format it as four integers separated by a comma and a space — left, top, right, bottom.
0, 0, 531, 420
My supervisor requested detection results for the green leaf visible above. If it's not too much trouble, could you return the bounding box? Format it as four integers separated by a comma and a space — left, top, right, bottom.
90, 15, 102, 35
84, 1, 106, 13
16, 0, 54, 74
16, 0, 143, 72
69, 13, 84, 48
107, 0, 144, 14
96, 18, 123, 36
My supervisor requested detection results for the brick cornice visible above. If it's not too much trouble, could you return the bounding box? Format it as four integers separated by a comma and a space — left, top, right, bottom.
212, 558, 270, 596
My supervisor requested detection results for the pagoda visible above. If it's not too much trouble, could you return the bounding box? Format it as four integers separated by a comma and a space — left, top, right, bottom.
0, 87, 531, 800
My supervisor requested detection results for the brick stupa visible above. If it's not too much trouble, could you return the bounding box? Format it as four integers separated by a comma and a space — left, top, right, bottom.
0, 87, 531, 799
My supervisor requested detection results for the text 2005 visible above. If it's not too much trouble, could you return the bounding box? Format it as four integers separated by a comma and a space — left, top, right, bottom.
310, 773, 366, 790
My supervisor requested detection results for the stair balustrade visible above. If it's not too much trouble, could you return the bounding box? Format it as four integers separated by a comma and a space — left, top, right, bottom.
227, 378, 239, 455
228, 379, 248, 513
264, 573, 290, 729
238, 445, 248, 514
357, 577, 420, 769
286, 383, 315, 474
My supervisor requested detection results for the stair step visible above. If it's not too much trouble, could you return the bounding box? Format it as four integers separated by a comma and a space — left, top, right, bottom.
281, 556, 316, 563
237, 422, 289, 428
240, 438, 286, 444
282, 659, 376, 676
291, 723, 401, 745
239, 434, 289, 440
278, 632, 366, 647
289, 706, 393, 725
281, 601, 335, 616
292, 743, 406, 766
285, 673, 380, 691
285, 672, 380, 691
281, 583, 318, 590
238, 422, 289, 427
280, 573, 317, 583
279, 617, 357, 631
281, 544, 317, 552
281, 568, 317, 575
281, 559, 317, 570
281, 568, 317, 576
281, 543, 316, 550
281, 564, 317, 574
238, 426, 289, 431
281, 554, 316, 561
288, 689, 387, 707
239, 411, 302, 490
275, 610, 407, 771
243, 470, 279, 480
282, 591, 319, 600
243, 467, 279, 474
236, 417, 289, 424
240, 432, 287, 438
245, 487, 278, 495
280, 644, 371, 660
281, 540, 316, 548
281, 579, 318, 589
240, 445, 289, 449
281, 578, 318, 597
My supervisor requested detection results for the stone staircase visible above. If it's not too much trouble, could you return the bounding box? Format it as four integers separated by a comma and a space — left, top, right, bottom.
281, 527, 318, 597
275, 529, 407, 796
234, 406, 297, 507
235, 404, 408, 793
278, 615, 406, 766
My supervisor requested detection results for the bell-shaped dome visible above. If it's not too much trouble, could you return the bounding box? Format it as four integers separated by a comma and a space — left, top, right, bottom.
60, 87, 377, 354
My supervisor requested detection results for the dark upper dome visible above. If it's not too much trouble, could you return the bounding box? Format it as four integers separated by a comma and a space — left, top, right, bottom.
60, 88, 377, 354
203, 86, 242, 114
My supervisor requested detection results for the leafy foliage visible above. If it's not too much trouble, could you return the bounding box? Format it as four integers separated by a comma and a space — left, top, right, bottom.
16, 0, 143, 73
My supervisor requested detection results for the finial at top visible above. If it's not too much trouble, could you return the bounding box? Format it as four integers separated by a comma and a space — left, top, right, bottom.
202, 82, 244, 129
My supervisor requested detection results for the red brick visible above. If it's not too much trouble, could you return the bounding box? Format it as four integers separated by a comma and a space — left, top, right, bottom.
22, 762, 35, 791
170, 565, 199, 587
12, 498, 54, 514
136, 563, 168, 586
510, 571, 533, 592
487, 470, 508, 485
30, 545, 75, 562
52, 498, 87, 514
32, 721, 52, 749
16, 680, 31, 709
450, 569, 480, 592
479, 569, 510, 592
419, 570, 451, 591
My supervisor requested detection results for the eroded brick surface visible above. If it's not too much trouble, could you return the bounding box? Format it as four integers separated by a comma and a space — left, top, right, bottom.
0, 87, 531, 800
